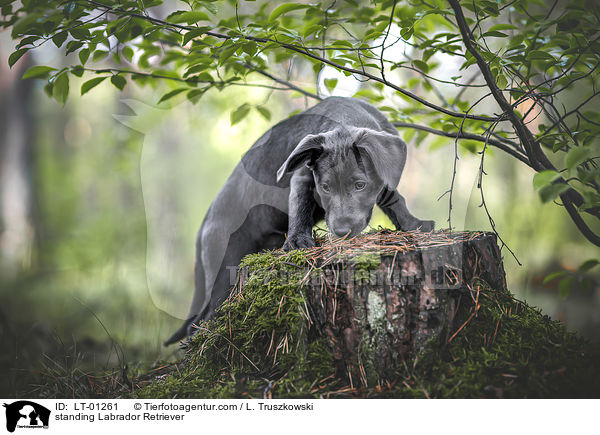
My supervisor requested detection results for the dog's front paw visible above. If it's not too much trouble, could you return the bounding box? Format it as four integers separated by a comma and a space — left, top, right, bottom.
418, 220, 435, 232
283, 233, 316, 251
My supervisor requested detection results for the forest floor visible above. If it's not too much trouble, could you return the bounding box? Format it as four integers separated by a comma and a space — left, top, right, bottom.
7, 230, 600, 399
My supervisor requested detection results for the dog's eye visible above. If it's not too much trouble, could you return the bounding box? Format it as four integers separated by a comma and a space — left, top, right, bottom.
355, 181, 366, 191
320, 183, 330, 193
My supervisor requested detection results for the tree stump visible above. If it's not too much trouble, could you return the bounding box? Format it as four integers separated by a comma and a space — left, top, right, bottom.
239, 230, 507, 387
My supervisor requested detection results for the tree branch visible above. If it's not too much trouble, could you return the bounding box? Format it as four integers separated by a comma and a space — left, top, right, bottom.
560, 193, 600, 247
449, 0, 549, 170
393, 122, 532, 167
448, 0, 600, 243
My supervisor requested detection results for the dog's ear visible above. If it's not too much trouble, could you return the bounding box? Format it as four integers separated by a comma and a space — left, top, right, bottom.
354, 128, 407, 189
276, 134, 325, 182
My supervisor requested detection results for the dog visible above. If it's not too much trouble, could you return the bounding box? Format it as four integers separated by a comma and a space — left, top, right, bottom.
165, 97, 434, 345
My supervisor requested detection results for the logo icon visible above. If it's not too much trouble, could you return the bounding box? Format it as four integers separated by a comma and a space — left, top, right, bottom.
3, 401, 50, 433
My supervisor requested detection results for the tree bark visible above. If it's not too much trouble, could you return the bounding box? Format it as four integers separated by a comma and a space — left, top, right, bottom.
300, 232, 507, 387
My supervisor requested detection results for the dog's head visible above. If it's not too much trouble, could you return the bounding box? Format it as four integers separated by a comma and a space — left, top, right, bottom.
276, 126, 407, 237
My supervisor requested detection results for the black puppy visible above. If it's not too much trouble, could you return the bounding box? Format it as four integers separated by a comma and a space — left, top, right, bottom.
165, 97, 433, 345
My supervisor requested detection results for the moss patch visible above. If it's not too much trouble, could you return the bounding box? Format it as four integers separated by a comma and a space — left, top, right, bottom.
135, 249, 338, 398
134, 247, 600, 399
389, 283, 600, 398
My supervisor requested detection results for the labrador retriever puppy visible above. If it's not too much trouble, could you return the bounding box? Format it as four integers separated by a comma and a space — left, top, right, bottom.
165, 96, 433, 345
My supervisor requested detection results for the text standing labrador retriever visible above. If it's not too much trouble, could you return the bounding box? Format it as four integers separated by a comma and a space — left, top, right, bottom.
165, 97, 434, 345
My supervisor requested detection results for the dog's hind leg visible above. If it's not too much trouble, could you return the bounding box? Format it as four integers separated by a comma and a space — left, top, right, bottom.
377, 187, 434, 232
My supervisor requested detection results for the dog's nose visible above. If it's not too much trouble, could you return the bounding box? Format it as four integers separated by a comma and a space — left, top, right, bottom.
333, 227, 352, 237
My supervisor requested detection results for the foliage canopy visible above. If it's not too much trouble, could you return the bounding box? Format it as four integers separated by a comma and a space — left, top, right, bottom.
2, 0, 600, 246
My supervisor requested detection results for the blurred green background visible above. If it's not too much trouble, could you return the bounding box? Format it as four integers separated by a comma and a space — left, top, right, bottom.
0, 29, 598, 397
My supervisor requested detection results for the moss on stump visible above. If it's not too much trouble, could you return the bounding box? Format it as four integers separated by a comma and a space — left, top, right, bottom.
135, 230, 600, 398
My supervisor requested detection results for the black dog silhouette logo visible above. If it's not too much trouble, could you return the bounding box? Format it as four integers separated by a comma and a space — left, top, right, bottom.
3, 401, 50, 432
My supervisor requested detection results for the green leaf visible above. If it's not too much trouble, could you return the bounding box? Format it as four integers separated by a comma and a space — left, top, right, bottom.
218, 44, 238, 66
43, 82, 54, 98
183, 27, 210, 45
53, 72, 69, 105
242, 41, 257, 56
8, 48, 28, 67
533, 170, 559, 190
230, 103, 250, 125
539, 183, 570, 203
482, 31, 508, 38
529, 50, 555, 61
412, 59, 429, 73
256, 106, 271, 121
201, 2, 218, 14
542, 270, 568, 284
122, 46, 134, 62
441, 122, 457, 133
65, 40, 83, 55
324, 78, 337, 93
15, 36, 37, 50
268, 3, 309, 21
167, 11, 210, 24
496, 73, 508, 89
331, 40, 354, 49
579, 259, 599, 272
579, 190, 600, 212
480, 1, 499, 16
194, 72, 214, 82
71, 65, 84, 77
187, 88, 207, 103
302, 23, 323, 38
488, 24, 518, 32
79, 48, 90, 65
110, 74, 126, 91
400, 27, 413, 40
184, 63, 209, 77
52, 31, 68, 48
403, 128, 416, 143
70, 26, 90, 40
558, 276, 573, 299
407, 77, 420, 88
81, 77, 107, 95
566, 146, 594, 170
158, 88, 187, 104
11, 13, 39, 37
92, 50, 109, 61
22, 65, 56, 79
460, 55, 477, 71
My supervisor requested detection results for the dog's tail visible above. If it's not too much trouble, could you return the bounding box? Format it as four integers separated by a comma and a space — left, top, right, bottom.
163, 307, 208, 346
164, 316, 193, 346
164, 230, 208, 346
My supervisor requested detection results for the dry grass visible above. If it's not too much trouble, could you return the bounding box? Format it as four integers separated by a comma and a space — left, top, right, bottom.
290, 229, 486, 266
